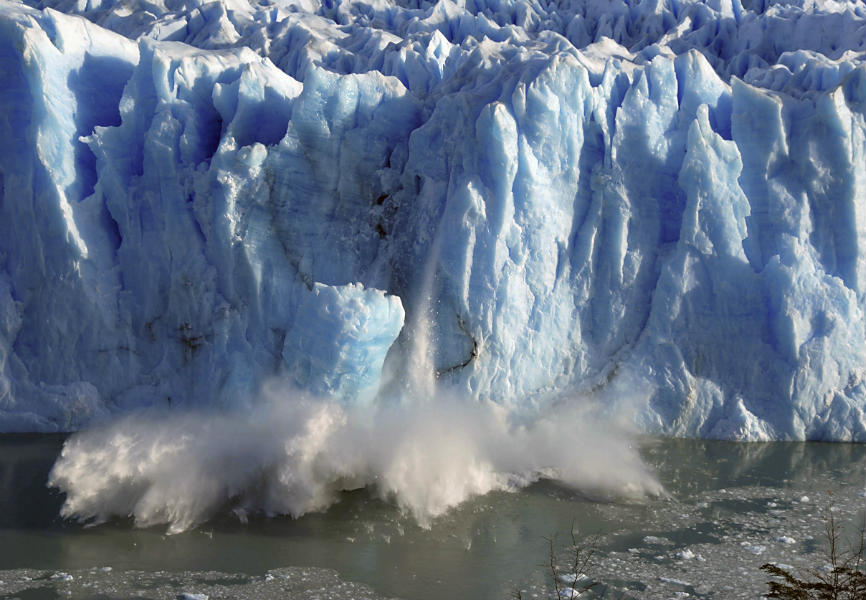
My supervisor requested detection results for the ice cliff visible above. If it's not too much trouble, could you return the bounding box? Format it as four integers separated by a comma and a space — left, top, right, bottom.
0, 0, 864, 440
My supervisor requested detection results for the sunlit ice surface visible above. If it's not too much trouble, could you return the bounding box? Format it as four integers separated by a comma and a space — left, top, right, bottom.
0, 0, 863, 442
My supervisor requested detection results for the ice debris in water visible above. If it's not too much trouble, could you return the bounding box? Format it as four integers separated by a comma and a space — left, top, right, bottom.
0, 0, 863, 442
0, 567, 393, 600
741, 542, 766, 555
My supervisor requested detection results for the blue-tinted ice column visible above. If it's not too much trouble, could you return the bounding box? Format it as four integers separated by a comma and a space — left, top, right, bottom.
282, 283, 405, 402
0, 4, 416, 428
0, 4, 138, 430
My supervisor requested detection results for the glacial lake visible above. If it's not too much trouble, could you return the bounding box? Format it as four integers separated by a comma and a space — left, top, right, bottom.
1, 435, 864, 599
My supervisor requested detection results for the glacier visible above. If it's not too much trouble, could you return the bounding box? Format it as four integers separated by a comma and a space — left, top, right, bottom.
0, 0, 864, 442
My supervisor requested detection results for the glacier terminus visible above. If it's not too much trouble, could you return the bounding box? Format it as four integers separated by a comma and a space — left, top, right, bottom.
0, 0, 864, 442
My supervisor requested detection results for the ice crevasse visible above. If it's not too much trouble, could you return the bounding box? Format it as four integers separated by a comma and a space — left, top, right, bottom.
0, 0, 864, 440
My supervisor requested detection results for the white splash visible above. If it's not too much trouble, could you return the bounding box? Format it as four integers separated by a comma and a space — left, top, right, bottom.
49, 382, 662, 533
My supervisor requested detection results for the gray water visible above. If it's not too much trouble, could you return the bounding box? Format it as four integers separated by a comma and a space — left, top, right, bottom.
1, 435, 864, 599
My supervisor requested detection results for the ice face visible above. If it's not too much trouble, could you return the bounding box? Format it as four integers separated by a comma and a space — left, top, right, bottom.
0, 0, 863, 440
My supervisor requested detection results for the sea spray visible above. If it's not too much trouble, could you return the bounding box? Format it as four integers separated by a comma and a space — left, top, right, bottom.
49, 383, 662, 533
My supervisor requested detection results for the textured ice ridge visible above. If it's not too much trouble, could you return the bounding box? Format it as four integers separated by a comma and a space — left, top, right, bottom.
0, 0, 864, 440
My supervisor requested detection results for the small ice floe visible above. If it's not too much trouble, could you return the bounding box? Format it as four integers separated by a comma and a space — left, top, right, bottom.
51, 572, 73, 582
177, 593, 209, 600
796, 495, 810, 503
775, 536, 796, 544
675, 549, 696, 560
628, 548, 640, 554
768, 562, 795, 571
643, 535, 671, 545
741, 542, 766, 555
659, 576, 691, 587
88, 566, 112, 574
558, 572, 590, 585
767, 501, 778, 508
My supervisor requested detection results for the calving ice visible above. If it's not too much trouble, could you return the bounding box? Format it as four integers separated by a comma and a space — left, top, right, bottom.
0, 0, 863, 446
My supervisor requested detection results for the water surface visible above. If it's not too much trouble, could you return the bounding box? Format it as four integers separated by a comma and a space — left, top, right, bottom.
1, 435, 864, 599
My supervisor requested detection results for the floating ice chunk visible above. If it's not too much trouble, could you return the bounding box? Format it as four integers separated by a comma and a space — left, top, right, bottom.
643, 536, 671, 545
741, 542, 766, 555
558, 572, 590, 585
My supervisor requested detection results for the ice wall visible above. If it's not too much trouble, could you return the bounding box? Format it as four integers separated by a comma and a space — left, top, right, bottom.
0, 0, 864, 440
